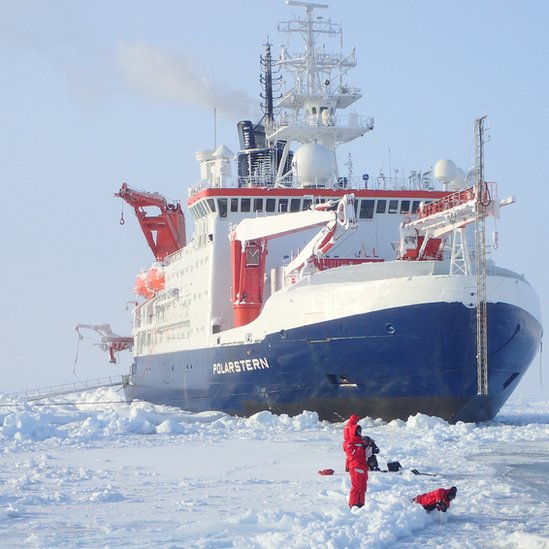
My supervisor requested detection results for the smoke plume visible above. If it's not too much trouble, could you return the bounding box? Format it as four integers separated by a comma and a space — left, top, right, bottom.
116, 42, 256, 119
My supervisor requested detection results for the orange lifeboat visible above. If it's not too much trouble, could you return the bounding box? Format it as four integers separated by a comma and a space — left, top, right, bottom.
134, 270, 153, 299
145, 263, 165, 293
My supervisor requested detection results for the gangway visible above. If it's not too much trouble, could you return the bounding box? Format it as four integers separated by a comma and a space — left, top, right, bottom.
22, 375, 129, 402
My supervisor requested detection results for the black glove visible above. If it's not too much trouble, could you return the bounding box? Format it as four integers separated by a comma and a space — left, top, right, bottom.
436, 500, 448, 512
362, 436, 380, 454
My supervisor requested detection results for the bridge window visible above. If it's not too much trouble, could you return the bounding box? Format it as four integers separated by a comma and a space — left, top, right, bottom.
241, 198, 251, 212
207, 198, 216, 212
254, 198, 263, 212
412, 200, 421, 214
266, 198, 276, 212
196, 202, 207, 217
376, 200, 387, 214
290, 198, 301, 212
278, 199, 288, 212
400, 200, 411, 214
388, 200, 399, 214
303, 198, 312, 210
231, 198, 239, 212
217, 198, 227, 218
359, 199, 375, 219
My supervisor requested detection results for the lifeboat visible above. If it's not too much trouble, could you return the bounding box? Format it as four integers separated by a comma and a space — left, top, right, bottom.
134, 270, 154, 299
145, 263, 165, 293
134, 263, 165, 299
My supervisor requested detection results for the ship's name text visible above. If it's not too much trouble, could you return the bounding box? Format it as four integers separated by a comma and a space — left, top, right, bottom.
213, 358, 270, 375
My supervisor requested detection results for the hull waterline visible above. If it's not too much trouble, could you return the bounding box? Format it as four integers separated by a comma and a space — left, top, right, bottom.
126, 301, 542, 423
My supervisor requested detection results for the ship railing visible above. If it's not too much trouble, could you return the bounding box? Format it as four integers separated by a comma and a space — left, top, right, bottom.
286, 173, 435, 192
417, 183, 496, 219
237, 175, 277, 188
232, 172, 436, 191
187, 170, 437, 195
20, 375, 130, 402
188, 180, 213, 197
269, 112, 374, 132
188, 173, 436, 195
359, 172, 435, 192
189, 175, 279, 195
188, 178, 240, 197
164, 247, 185, 265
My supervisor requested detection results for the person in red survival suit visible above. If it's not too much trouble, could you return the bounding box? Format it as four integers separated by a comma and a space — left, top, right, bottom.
342, 414, 360, 472
344, 424, 373, 509
413, 486, 457, 512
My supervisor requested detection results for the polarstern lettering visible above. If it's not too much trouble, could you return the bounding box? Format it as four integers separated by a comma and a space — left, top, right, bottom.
213, 358, 270, 375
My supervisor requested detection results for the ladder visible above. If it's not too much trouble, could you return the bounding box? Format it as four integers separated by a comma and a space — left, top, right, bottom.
475, 115, 489, 396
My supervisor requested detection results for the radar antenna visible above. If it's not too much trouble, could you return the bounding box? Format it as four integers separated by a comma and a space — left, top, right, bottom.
285, 1, 329, 13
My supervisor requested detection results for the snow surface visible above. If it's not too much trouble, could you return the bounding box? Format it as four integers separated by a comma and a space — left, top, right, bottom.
1, 389, 548, 548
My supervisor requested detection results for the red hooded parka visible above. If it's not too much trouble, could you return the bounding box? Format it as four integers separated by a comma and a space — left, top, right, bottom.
413, 487, 457, 512
342, 414, 360, 471
344, 424, 368, 508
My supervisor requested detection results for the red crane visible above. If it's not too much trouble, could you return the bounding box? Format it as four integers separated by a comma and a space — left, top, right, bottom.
116, 183, 186, 261
230, 195, 358, 327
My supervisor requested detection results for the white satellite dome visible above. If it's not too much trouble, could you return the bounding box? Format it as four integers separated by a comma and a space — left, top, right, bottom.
447, 167, 466, 190
434, 159, 458, 184
293, 143, 335, 187
434, 159, 466, 190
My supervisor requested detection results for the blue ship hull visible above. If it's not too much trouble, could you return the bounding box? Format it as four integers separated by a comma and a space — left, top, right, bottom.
126, 301, 542, 423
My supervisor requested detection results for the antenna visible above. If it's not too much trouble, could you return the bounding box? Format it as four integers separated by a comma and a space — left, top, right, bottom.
213, 106, 217, 149
286, 1, 329, 12
211, 67, 217, 148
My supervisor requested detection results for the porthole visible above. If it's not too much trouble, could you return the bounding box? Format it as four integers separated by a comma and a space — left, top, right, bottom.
385, 323, 395, 334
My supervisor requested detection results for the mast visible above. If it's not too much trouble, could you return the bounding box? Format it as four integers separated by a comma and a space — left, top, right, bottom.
269, 0, 372, 186
260, 41, 283, 136
475, 115, 489, 396
260, 43, 275, 128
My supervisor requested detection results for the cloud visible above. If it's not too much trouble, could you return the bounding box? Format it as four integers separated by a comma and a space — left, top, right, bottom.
116, 42, 256, 119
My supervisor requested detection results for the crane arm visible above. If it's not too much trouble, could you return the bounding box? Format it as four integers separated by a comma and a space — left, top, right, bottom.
398, 184, 514, 260
229, 194, 356, 327
284, 194, 357, 276
74, 324, 134, 364
116, 183, 186, 260
230, 195, 355, 244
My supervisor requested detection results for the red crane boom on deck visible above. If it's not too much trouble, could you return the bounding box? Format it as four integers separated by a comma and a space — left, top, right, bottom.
116, 183, 186, 261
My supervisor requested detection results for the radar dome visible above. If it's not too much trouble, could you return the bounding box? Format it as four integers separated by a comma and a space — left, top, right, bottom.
447, 167, 466, 190
434, 159, 467, 190
293, 143, 335, 187
434, 159, 458, 184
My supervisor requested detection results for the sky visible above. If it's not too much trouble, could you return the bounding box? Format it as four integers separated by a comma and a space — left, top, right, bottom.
0, 391, 548, 547
0, 0, 547, 400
